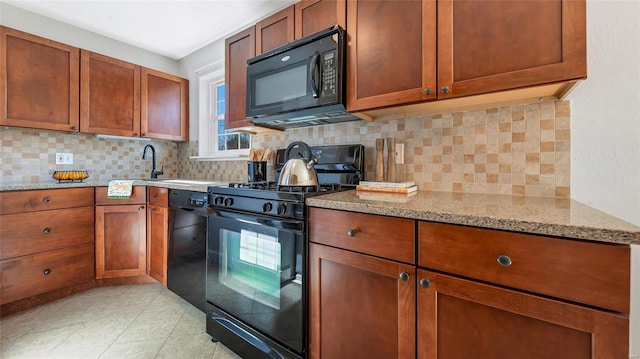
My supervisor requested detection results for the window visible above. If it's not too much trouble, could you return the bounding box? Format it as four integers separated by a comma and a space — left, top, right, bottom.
196, 64, 250, 159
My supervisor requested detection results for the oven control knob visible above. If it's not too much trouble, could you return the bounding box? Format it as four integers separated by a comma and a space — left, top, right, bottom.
223, 197, 234, 207
277, 203, 287, 215
214, 196, 224, 206
263, 202, 273, 212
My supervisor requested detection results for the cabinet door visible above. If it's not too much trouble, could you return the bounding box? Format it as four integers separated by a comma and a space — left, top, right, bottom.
1, 26, 80, 132
95, 204, 147, 278
256, 5, 295, 55
80, 50, 141, 136
437, 0, 586, 99
309, 243, 415, 359
141, 68, 188, 141
417, 269, 629, 359
346, 0, 436, 112
295, 0, 346, 40
147, 205, 168, 285
225, 27, 255, 129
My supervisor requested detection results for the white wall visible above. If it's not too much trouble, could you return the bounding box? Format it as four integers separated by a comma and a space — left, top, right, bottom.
0, 2, 179, 75
567, 1, 640, 356
178, 38, 225, 140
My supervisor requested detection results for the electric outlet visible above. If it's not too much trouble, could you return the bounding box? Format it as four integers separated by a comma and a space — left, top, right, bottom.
55, 152, 73, 164
395, 143, 404, 164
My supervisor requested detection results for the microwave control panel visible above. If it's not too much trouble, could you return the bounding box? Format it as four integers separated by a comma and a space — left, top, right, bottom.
321, 51, 337, 96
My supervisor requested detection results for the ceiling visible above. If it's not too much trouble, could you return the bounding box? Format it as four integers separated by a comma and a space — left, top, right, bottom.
4, 0, 297, 60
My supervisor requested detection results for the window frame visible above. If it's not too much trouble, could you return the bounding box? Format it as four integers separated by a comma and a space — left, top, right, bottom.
195, 64, 250, 160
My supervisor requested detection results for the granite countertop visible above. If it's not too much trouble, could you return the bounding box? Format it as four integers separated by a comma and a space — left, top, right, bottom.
0, 179, 228, 193
306, 190, 640, 246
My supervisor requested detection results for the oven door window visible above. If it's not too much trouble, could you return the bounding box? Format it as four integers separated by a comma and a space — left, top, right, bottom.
221, 229, 285, 309
207, 212, 303, 352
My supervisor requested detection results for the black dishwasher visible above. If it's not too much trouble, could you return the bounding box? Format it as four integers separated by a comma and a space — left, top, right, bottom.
168, 189, 208, 312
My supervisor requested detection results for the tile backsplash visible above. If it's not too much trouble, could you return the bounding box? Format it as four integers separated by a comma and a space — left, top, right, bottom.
2, 100, 570, 197
0, 129, 178, 183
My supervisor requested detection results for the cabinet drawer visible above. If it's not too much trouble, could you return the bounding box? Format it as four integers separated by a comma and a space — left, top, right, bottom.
309, 208, 415, 264
418, 222, 630, 313
0, 187, 94, 214
0, 243, 95, 305
148, 186, 169, 207
0, 207, 94, 260
95, 186, 146, 205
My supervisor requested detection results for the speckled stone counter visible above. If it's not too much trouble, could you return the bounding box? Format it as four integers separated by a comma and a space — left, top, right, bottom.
306, 190, 640, 245
0, 179, 228, 193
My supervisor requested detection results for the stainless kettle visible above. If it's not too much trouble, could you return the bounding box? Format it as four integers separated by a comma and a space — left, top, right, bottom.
277, 142, 319, 188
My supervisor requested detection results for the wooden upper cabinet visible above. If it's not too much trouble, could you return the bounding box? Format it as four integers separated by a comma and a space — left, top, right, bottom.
225, 26, 255, 129
346, 0, 437, 112
437, 0, 587, 99
141, 68, 188, 141
256, 5, 295, 55
0, 26, 80, 132
80, 50, 141, 136
295, 0, 346, 39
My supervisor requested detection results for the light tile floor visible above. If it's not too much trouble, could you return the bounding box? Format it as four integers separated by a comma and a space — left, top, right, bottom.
0, 283, 242, 359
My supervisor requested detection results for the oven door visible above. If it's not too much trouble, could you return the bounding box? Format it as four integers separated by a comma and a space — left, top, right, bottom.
206, 209, 304, 359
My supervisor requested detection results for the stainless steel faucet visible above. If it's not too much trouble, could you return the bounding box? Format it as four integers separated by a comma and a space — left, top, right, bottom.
142, 144, 164, 179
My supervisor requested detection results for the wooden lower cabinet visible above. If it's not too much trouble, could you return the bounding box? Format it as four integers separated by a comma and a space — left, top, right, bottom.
308, 208, 629, 359
0, 188, 95, 306
417, 269, 629, 359
147, 187, 169, 285
0, 244, 94, 305
95, 188, 147, 279
308, 242, 416, 359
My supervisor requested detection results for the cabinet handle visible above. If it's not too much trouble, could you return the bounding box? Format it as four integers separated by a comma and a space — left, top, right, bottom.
142, 133, 147, 137
134, 132, 139, 136
424, 87, 432, 95
43, 197, 50, 203
70, 126, 78, 131
43, 269, 51, 275
138, 206, 145, 211
153, 193, 158, 199
419, 278, 431, 288
399, 271, 410, 282
441, 86, 450, 94
497, 254, 512, 267
151, 207, 157, 212
43, 227, 51, 234
347, 229, 357, 237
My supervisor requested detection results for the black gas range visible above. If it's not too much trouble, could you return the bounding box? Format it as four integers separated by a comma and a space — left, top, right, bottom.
204, 144, 363, 359
207, 144, 364, 220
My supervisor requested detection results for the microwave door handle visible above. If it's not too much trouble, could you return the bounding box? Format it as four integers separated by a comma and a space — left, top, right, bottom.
309, 52, 321, 98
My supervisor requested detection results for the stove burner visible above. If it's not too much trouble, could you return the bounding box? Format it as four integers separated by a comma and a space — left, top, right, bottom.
227, 182, 342, 193
228, 181, 277, 190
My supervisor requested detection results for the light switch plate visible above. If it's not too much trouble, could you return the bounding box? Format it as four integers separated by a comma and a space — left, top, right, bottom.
395, 144, 404, 164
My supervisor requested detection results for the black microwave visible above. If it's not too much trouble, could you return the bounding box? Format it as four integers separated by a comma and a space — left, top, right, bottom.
246, 26, 361, 130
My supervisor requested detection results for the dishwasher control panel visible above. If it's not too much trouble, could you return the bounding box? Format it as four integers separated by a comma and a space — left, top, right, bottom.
169, 190, 209, 209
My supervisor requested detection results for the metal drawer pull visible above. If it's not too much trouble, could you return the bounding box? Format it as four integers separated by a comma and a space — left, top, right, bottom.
497, 254, 512, 267
43, 228, 51, 234
138, 206, 145, 211
399, 272, 410, 282
43, 197, 50, 203
347, 229, 357, 237
43, 269, 51, 275
419, 278, 431, 288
